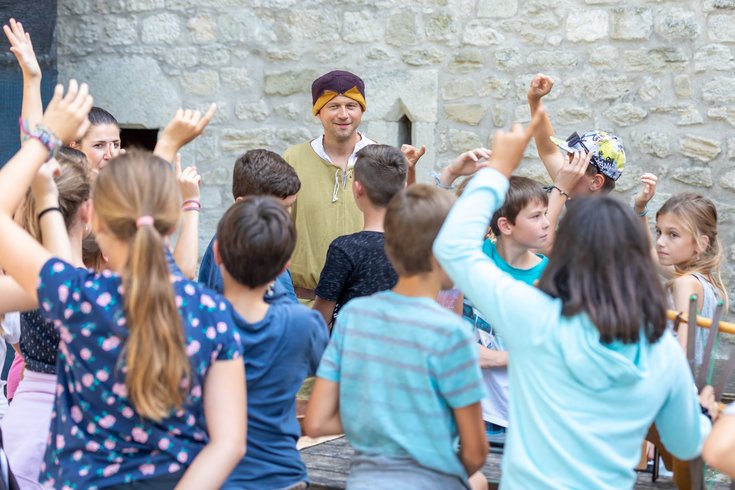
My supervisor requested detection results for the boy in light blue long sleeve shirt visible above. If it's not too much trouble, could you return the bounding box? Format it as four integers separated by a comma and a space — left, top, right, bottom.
434, 122, 712, 490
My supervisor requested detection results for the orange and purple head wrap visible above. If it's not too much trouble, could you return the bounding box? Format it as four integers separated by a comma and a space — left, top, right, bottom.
311, 70, 366, 116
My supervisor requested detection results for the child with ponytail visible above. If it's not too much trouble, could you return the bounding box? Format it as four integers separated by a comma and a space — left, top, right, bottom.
0, 82, 246, 489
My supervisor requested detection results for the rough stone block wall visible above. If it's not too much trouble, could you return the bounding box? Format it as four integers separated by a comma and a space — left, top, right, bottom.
56, 0, 735, 304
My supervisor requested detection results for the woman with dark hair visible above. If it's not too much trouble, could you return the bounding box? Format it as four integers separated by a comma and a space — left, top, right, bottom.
434, 119, 716, 490
69, 106, 122, 170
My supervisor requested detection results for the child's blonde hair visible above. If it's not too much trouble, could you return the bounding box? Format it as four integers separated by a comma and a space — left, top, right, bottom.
656, 193, 728, 309
19, 147, 92, 241
93, 149, 190, 422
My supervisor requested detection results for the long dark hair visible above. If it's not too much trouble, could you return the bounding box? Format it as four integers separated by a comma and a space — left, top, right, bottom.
538, 197, 667, 344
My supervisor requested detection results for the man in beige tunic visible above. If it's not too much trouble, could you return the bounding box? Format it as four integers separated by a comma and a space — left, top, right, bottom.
283, 71, 375, 302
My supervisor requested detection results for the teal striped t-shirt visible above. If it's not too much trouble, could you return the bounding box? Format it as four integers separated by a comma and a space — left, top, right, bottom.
317, 290, 486, 480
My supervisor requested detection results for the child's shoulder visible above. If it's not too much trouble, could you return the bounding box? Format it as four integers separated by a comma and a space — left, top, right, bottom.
330, 230, 384, 249
270, 302, 324, 328
343, 291, 464, 329
671, 273, 705, 293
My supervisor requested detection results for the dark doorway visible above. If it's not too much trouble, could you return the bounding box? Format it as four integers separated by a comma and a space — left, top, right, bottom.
121, 128, 160, 152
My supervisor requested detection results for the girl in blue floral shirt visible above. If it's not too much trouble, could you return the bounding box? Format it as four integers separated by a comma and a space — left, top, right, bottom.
0, 82, 246, 490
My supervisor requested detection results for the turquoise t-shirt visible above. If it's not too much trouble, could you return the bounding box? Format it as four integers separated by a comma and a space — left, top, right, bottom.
464, 241, 548, 351
317, 290, 486, 481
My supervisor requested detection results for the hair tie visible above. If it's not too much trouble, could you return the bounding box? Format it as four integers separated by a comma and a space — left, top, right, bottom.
136, 216, 155, 228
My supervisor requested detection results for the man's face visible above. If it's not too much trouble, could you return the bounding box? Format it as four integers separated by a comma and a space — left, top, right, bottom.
316, 95, 363, 143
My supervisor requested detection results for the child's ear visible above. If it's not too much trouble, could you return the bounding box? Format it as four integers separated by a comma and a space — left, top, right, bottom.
234, 196, 245, 203
353, 180, 365, 198
697, 234, 711, 255
590, 174, 605, 192
213, 239, 223, 266
80, 200, 92, 224
497, 217, 512, 236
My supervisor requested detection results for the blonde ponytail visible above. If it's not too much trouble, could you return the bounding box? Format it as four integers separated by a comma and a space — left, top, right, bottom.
93, 150, 189, 421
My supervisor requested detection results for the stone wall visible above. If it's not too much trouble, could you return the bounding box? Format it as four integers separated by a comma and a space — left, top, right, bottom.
56, 0, 735, 305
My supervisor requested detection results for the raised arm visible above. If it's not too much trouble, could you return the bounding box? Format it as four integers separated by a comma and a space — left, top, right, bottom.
172, 155, 201, 279
0, 81, 92, 298
528, 74, 564, 181
538, 150, 591, 256
633, 172, 674, 279
153, 104, 217, 164
31, 158, 73, 262
436, 148, 491, 189
4, 19, 43, 141
401, 144, 426, 186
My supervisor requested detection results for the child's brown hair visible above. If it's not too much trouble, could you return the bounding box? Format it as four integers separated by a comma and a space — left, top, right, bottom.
232, 149, 301, 200
489, 176, 548, 237
384, 184, 455, 276
354, 144, 407, 207
217, 196, 296, 288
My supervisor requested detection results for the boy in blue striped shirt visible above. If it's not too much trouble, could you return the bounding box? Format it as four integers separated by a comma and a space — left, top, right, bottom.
305, 184, 488, 490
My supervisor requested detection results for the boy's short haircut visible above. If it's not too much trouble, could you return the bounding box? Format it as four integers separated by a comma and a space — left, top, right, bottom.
232, 149, 301, 200
384, 184, 455, 276
217, 196, 296, 288
489, 176, 548, 237
354, 145, 408, 207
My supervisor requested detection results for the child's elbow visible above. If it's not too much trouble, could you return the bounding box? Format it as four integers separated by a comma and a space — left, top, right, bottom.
463, 443, 489, 474
302, 416, 322, 439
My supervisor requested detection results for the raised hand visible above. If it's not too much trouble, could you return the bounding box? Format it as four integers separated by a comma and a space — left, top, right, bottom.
490, 109, 544, 178
3, 18, 41, 79
553, 150, 592, 196
401, 144, 426, 170
634, 173, 658, 215
155, 103, 217, 163
40, 80, 93, 144
30, 158, 61, 208
447, 148, 492, 177
528, 73, 554, 101
174, 154, 202, 202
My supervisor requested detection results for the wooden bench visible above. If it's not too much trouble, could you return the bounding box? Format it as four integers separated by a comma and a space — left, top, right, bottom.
299, 436, 723, 489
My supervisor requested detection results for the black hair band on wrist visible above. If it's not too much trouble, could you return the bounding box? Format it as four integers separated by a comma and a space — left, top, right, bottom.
37, 207, 62, 221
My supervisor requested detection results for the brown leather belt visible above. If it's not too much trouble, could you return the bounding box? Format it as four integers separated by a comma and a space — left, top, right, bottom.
294, 286, 316, 301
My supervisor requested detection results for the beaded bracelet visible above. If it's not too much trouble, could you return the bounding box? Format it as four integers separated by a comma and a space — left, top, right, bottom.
637, 204, 649, 217
19, 118, 61, 161
431, 171, 456, 191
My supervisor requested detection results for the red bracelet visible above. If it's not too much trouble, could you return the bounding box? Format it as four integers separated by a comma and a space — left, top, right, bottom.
182, 205, 200, 212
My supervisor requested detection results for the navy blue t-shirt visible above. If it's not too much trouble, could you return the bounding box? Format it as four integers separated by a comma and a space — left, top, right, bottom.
223, 304, 328, 489
198, 235, 297, 305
